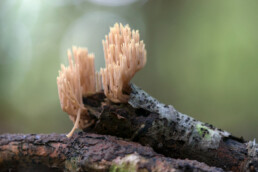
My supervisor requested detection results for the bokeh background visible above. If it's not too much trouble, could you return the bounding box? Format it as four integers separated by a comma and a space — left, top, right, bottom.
0, 0, 257, 140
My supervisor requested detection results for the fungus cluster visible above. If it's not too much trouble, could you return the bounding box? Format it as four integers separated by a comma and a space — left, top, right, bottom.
57, 23, 146, 137
101, 23, 146, 103
57, 47, 101, 137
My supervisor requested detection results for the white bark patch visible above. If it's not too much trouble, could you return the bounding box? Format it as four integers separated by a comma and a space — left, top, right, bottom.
247, 139, 258, 157
129, 84, 230, 150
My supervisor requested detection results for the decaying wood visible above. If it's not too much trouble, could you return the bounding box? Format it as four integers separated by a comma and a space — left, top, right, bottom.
1, 86, 257, 171
80, 85, 258, 172
0, 132, 223, 172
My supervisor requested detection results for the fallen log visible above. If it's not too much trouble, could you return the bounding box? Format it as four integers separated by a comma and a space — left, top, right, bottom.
79, 85, 258, 172
0, 132, 222, 172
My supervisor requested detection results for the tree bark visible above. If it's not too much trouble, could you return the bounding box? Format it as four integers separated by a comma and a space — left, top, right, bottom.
0, 132, 222, 172
1, 85, 257, 171
79, 84, 258, 172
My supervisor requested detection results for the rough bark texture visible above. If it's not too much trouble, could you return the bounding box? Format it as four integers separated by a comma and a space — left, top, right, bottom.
0, 132, 223, 172
1, 86, 257, 171
81, 89, 258, 172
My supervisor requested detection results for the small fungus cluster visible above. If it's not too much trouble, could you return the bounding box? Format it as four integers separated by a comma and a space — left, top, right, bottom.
57, 23, 146, 137
101, 23, 146, 103
57, 47, 102, 137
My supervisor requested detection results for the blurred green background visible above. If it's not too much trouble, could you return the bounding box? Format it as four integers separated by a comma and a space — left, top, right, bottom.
0, 0, 257, 140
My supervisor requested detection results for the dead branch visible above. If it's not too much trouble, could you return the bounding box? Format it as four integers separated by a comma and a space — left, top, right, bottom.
80, 88, 258, 172
0, 132, 222, 172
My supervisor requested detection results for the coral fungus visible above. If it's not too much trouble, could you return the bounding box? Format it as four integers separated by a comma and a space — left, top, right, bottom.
57, 47, 101, 137
101, 23, 147, 103
57, 23, 146, 137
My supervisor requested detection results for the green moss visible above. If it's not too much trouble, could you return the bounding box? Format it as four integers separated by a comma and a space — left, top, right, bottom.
109, 161, 137, 172
65, 157, 80, 172
196, 124, 211, 139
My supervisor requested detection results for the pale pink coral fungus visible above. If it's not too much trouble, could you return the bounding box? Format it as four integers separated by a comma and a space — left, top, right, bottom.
101, 23, 147, 103
57, 46, 101, 138
57, 23, 146, 137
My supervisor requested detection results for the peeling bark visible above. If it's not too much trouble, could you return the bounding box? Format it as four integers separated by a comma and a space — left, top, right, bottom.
81, 84, 258, 172
0, 133, 222, 172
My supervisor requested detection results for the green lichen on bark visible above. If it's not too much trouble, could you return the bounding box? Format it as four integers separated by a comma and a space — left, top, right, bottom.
196, 123, 211, 139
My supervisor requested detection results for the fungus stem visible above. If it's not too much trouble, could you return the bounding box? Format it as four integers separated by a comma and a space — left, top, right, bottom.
66, 108, 81, 138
